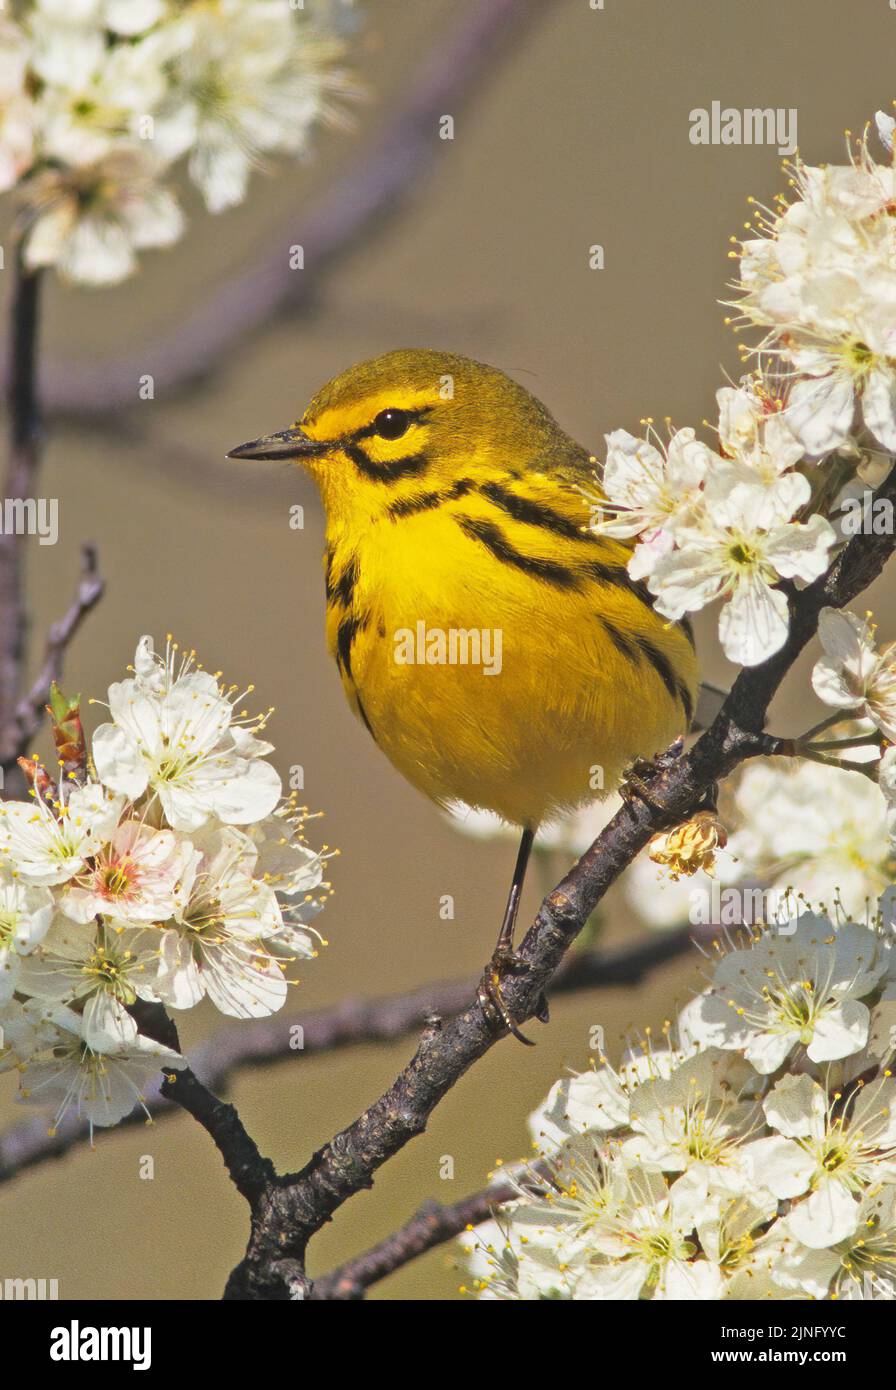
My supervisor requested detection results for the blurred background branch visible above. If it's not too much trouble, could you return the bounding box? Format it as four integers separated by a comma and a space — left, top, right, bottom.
0, 255, 43, 765
0, 253, 104, 776
18, 0, 551, 420
310, 1175, 526, 1300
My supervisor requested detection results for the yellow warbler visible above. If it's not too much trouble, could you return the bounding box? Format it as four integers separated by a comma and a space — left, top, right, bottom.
230, 349, 697, 1040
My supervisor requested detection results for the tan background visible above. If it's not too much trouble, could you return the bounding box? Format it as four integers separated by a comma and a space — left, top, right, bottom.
2, 0, 895, 1300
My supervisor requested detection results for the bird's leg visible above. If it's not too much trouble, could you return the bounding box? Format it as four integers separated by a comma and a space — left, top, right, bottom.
478, 826, 547, 1046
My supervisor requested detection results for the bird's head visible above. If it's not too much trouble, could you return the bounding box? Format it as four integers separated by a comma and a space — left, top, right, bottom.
228, 348, 587, 518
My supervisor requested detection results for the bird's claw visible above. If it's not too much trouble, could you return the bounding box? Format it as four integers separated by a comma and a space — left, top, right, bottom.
477, 950, 538, 1046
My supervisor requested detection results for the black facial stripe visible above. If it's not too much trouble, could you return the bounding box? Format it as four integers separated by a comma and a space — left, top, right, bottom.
344, 441, 430, 482
479, 481, 592, 542
456, 515, 580, 588
324, 546, 335, 600
387, 477, 475, 519
679, 615, 696, 649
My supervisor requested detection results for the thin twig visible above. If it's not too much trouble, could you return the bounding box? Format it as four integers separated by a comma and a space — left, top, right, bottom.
132, 1002, 275, 1208
2, 545, 105, 769
0, 929, 697, 1187
22, 0, 550, 418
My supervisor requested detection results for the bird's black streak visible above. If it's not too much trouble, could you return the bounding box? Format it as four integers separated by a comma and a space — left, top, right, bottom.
336, 612, 369, 680
334, 555, 359, 607
455, 515, 579, 587
637, 635, 694, 724
582, 558, 655, 610
599, 617, 641, 661
479, 481, 591, 542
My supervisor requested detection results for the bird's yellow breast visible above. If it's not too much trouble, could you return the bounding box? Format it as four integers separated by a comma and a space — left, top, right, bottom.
323, 469, 697, 826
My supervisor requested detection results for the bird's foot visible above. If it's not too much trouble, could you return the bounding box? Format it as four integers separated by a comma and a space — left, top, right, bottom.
477, 950, 548, 1046
620, 737, 686, 813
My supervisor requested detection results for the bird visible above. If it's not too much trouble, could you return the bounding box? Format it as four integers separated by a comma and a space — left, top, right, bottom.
228, 349, 698, 1042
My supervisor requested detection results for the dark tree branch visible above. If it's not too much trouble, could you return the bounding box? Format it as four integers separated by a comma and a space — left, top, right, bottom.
132, 1002, 275, 1209
0, 929, 697, 1187
21, 0, 550, 418
219, 464, 896, 1299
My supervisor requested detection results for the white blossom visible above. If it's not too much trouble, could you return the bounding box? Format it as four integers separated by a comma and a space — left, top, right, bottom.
151, 0, 355, 213
880, 746, 896, 841
19, 1005, 186, 1133
727, 758, 892, 919
0, 996, 79, 1072
92, 637, 281, 832
687, 914, 887, 1073
150, 825, 288, 1018
0, 781, 125, 886
0, 632, 330, 1134
16, 919, 162, 1050
647, 469, 835, 665
0, 0, 357, 284
770, 1185, 896, 1299
21, 149, 184, 285
620, 1049, 759, 1178
760, 1073, 896, 1248
812, 607, 896, 741
577, 1163, 712, 1300
463, 896, 896, 1300
623, 854, 728, 930
584, 427, 711, 571
735, 132, 896, 454
60, 818, 197, 927
0, 878, 55, 1004
0, 18, 35, 192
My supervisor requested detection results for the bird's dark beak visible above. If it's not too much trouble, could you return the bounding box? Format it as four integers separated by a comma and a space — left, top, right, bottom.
226, 426, 330, 461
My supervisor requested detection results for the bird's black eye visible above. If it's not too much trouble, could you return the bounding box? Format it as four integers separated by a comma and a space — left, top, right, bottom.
374, 408, 410, 440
